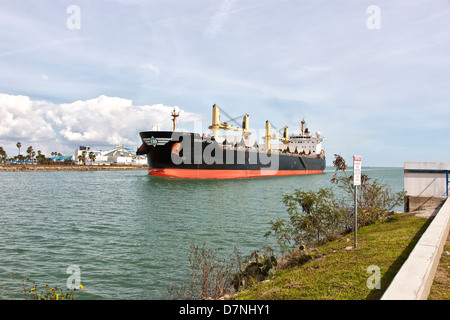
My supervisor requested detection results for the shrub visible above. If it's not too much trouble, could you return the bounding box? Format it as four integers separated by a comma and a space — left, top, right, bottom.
265, 187, 346, 253
169, 243, 241, 300
231, 250, 278, 291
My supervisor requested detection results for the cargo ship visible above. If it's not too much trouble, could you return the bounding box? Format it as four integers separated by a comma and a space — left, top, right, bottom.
137, 104, 326, 179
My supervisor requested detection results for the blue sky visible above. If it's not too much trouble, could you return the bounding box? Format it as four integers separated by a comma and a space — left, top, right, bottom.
0, 0, 449, 166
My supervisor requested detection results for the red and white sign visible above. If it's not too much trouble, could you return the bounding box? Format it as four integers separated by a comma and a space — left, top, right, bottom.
353, 155, 362, 186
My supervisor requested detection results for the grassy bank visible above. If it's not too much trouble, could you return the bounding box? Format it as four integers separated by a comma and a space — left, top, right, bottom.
429, 230, 450, 300
235, 213, 431, 300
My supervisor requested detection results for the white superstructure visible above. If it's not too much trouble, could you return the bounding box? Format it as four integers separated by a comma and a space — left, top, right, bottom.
287, 119, 324, 155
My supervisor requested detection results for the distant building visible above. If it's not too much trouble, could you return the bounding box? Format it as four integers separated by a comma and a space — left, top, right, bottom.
74, 145, 147, 165
102, 145, 135, 164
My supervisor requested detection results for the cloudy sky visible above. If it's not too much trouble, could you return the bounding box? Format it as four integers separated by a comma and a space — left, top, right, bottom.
0, 0, 449, 166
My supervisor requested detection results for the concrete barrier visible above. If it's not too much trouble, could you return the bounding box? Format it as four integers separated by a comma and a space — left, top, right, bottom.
381, 197, 450, 300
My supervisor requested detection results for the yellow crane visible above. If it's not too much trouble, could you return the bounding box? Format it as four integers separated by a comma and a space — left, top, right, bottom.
208, 104, 251, 139
264, 121, 289, 150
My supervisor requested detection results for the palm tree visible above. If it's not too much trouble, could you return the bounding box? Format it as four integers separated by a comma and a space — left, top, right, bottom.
81, 151, 87, 165
36, 150, 44, 164
26, 146, 33, 163
0, 147, 7, 164
88, 151, 96, 164
16, 142, 21, 156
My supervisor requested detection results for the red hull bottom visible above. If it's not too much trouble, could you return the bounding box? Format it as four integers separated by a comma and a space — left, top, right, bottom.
148, 168, 324, 179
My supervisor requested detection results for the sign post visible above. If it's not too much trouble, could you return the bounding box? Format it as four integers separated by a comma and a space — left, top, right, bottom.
353, 155, 362, 248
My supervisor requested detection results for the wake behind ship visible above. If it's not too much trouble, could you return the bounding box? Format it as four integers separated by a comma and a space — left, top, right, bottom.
137, 105, 326, 179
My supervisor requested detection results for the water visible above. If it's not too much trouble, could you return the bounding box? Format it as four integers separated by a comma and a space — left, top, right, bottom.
0, 167, 403, 299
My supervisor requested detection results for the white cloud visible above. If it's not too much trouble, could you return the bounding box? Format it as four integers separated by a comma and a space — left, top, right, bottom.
141, 63, 160, 75
0, 93, 202, 156
0, 94, 55, 140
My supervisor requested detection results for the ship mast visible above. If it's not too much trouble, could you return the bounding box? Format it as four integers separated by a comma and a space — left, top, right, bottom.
171, 108, 180, 132
301, 118, 306, 136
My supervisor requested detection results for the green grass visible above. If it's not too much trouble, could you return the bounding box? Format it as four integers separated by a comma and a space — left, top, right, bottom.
235, 213, 431, 300
428, 230, 450, 300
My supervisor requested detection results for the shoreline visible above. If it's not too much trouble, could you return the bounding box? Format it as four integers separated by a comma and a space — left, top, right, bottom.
0, 164, 148, 172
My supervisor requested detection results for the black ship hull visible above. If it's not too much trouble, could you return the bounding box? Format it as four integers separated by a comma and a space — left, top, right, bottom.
137, 131, 326, 179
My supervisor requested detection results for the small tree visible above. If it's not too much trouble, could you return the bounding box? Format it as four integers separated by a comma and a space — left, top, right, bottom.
36, 151, 53, 165
266, 188, 345, 252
